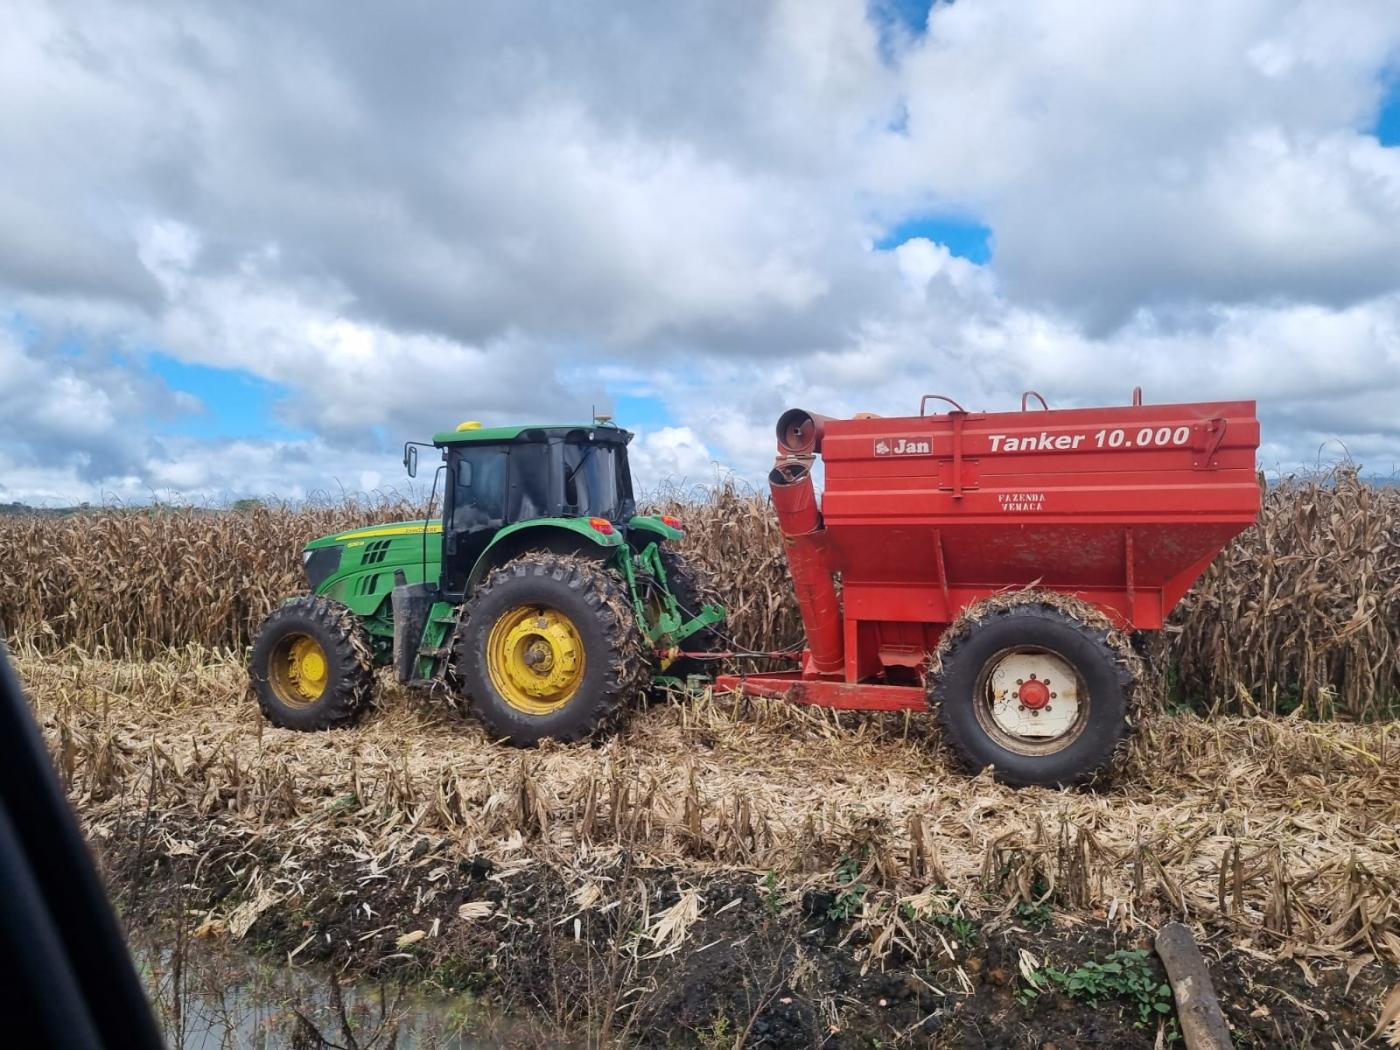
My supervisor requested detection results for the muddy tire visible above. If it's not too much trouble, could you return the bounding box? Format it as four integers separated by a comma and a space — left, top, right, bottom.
930, 602, 1133, 788
454, 553, 649, 745
250, 596, 375, 731
656, 548, 723, 679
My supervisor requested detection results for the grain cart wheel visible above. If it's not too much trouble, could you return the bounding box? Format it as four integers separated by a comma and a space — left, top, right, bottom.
454, 553, 649, 745
655, 548, 723, 679
931, 603, 1132, 787
250, 596, 375, 731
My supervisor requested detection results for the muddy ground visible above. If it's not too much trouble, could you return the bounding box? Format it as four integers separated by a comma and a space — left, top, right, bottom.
17, 646, 1400, 1047
110, 826, 1392, 1048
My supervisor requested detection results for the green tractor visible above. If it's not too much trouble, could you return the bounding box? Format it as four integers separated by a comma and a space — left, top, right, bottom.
248, 420, 725, 744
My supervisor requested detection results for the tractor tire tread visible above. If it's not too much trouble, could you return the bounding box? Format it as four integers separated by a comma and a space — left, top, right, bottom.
249, 596, 376, 731
454, 552, 649, 745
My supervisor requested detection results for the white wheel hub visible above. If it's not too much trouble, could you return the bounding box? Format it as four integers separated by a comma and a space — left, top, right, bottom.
986, 649, 1081, 741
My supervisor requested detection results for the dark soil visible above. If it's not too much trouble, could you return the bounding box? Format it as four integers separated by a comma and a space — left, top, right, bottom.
102, 815, 1393, 1049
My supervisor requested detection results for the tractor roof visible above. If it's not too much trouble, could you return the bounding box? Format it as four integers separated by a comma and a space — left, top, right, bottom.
432, 423, 632, 446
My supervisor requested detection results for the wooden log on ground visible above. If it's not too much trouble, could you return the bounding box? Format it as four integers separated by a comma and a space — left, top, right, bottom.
1154, 922, 1231, 1050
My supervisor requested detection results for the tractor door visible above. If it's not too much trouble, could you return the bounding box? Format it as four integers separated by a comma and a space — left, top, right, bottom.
440, 444, 509, 599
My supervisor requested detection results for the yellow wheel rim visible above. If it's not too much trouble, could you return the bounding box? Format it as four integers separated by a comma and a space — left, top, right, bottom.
268, 633, 329, 708
486, 604, 587, 715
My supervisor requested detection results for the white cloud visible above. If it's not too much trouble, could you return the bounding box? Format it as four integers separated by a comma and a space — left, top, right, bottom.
0, 328, 191, 483
892, 237, 992, 297
2, 0, 1400, 503
629, 426, 722, 491
878, 0, 1400, 324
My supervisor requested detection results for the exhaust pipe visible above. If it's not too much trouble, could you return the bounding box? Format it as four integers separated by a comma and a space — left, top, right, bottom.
769, 461, 844, 675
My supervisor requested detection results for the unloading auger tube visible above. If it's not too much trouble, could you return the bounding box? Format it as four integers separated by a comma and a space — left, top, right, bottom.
717, 393, 1261, 787
768, 459, 844, 675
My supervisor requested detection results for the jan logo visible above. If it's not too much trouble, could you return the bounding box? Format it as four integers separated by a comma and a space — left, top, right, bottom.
875, 437, 932, 456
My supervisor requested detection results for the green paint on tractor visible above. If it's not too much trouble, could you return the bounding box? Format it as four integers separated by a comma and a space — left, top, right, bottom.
248, 420, 725, 744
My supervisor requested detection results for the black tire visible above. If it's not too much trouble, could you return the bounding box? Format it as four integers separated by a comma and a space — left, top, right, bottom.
250, 596, 375, 731
454, 553, 649, 745
656, 548, 723, 679
930, 602, 1133, 788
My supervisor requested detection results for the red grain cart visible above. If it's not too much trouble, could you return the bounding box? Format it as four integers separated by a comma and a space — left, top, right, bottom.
716, 390, 1260, 786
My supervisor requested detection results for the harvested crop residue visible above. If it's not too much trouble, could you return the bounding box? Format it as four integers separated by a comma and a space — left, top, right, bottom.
19, 645, 1400, 1047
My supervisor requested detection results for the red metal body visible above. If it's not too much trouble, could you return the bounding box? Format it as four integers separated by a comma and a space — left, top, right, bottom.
716, 391, 1260, 707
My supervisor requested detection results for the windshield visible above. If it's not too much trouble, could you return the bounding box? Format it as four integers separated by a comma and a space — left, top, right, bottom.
562, 442, 623, 519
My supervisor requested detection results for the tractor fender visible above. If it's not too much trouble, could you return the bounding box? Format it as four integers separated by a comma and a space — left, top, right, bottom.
467, 519, 623, 592
626, 514, 684, 543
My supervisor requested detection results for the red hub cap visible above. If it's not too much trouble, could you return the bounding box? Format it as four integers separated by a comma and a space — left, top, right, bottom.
1018, 678, 1051, 710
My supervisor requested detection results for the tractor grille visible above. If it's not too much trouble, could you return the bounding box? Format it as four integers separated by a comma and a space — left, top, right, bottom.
360, 539, 393, 565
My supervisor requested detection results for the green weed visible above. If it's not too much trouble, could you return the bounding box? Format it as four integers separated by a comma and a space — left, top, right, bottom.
1022, 948, 1178, 1038
1012, 878, 1053, 929
694, 1012, 733, 1049
827, 854, 867, 921
762, 870, 781, 916
901, 890, 979, 946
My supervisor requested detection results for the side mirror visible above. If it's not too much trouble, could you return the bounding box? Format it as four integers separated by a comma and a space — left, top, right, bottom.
403, 444, 418, 478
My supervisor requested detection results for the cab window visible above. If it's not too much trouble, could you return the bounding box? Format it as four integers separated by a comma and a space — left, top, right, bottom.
506, 442, 552, 521
562, 442, 621, 519
450, 446, 507, 531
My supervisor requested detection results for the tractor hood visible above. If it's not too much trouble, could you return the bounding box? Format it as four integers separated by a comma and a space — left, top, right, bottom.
304, 519, 443, 550
301, 519, 444, 601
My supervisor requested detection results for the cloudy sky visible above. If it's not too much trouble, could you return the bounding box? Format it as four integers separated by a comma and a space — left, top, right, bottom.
3, 0, 1399, 504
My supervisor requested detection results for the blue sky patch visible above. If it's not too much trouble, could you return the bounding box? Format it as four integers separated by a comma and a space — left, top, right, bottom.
886, 100, 910, 135
147, 354, 308, 440
875, 214, 993, 263
612, 392, 673, 431
3, 311, 39, 344
868, 0, 935, 64
869, 0, 934, 38
1375, 75, 1400, 146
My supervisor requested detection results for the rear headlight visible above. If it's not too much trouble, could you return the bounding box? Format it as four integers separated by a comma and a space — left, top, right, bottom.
660, 515, 683, 530
588, 517, 615, 535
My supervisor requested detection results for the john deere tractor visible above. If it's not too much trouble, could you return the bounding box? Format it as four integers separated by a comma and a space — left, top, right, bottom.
248, 420, 724, 744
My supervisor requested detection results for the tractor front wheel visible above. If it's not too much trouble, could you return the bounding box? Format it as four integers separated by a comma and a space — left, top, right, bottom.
930, 602, 1134, 787
454, 553, 649, 745
250, 596, 376, 731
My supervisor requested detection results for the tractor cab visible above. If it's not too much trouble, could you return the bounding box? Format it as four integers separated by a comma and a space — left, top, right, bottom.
426, 422, 638, 600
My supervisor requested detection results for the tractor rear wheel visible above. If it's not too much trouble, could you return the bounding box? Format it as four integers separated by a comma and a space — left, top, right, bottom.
655, 548, 723, 679
930, 602, 1133, 787
454, 553, 649, 745
250, 596, 376, 731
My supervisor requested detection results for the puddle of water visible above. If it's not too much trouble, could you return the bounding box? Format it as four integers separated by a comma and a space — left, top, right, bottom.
134, 937, 532, 1049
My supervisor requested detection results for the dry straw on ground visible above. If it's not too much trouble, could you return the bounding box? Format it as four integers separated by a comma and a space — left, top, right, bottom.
17, 642, 1400, 970
3, 468, 1398, 718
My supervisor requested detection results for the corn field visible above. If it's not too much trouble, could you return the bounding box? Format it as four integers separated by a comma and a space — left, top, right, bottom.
2, 469, 1397, 719
18, 644, 1400, 971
